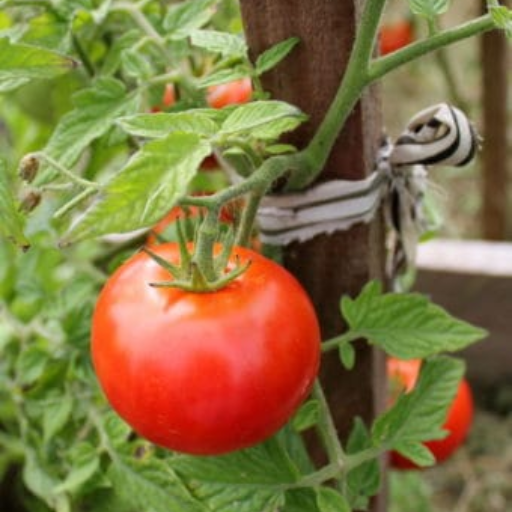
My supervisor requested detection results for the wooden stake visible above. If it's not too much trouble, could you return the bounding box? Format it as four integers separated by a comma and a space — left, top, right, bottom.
239, 2, 388, 510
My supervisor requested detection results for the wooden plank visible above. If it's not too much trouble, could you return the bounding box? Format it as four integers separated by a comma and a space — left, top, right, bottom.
416, 239, 512, 276
416, 239, 512, 386
239, 2, 387, 511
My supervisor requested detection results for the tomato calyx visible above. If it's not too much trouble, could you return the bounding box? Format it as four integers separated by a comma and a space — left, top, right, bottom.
143, 244, 250, 293
143, 209, 251, 292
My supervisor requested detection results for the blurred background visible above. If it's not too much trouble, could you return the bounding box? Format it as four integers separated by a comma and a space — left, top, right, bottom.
381, 2, 511, 511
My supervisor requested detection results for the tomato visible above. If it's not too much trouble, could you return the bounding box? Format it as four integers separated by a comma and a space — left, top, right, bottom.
379, 20, 414, 55
91, 243, 320, 455
150, 83, 176, 113
388, 357, 474, 469
206, 77, 253, 109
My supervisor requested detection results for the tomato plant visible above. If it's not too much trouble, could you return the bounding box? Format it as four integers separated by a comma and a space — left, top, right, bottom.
0, 0, 504, 510
379, 19, 414, 55
91, 243, 321, 455
388, 357, 474, 469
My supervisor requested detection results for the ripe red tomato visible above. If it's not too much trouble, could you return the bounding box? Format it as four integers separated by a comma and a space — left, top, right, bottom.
206, 77, 253, 109
91, 243, 320, 455
379, 20, 414, 55
388, 357, 474, 469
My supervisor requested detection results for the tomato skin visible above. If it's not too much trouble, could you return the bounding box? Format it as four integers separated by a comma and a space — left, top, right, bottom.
379, 20, 414, 55
206, 78, 253, 109
388, 358, 474, 469
91, 243, 320, 455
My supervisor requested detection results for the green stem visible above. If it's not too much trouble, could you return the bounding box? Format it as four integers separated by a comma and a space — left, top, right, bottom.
286, 0, 387, 190
183, 153, 295, 210
53, 187, 97, 219
294, 462, 343, 488
288, 11, 495, 190
191, 208, 220, 282
368, 14, 495, 82
312, 381, 346, 481
321, 330, 362, 353
113, 2, 166, 49
147, 70, 182, 86
35, 153, 100, 190
235, 189, 263, 247
72, 34, 95, 77
344, 445, 384, 471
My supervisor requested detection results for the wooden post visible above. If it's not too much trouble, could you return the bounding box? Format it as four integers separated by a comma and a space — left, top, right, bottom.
239, 2, 387, 511
480, 0, 510, 240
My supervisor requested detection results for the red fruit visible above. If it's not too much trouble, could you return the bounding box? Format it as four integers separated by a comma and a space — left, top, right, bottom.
206, 78, 253, 109
91, 243, 320, 455
150, 83, 176, 112
379, 20, 414, 55
388, 357, 474, 469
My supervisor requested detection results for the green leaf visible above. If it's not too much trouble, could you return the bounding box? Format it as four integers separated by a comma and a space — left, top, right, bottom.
36, 77, 140, 185
109, 455, 206, 512
63, 132, 211, 243
100, 30, 140, 76
265, 143, 297, 155
173, 438, 299, 512
42, 394, 73, 444
197, 66, 250, 88
339, 343, 356, 370
408, 0, 450, 19
345, 419, 380, 509
118, 110, 220, 139
0, 160, 29, 249
218, 101, 306, 140
283, 489, 320, 512
341, 281, 487, 359
102, 412, 132, 447
392, 441, 436, 467
490, 6, 512, 39
190, 29, 248, 57
164, 0, 217, 39
16, 345, 49, 386
256, 37, 300, 75
292, 400, 320, 432
23, 448, 59, 507
54, 443, 99, 493
0, 38, 77, 92
372, 356, 463, 463
316, 488, 351, 512
121, 48, 154, 79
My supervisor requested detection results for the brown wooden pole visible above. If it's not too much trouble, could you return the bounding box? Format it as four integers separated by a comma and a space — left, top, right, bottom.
480, 0, 510, 240
239, 2, 387, 511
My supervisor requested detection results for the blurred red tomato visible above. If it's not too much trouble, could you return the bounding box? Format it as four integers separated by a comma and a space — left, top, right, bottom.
151, 83, 176, 112
379, 20, 414, 55
388, 357, 474, 469
206, 78, 253, 109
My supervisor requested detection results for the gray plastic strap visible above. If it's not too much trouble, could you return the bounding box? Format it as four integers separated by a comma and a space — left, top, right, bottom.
257, 103, 478, 247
